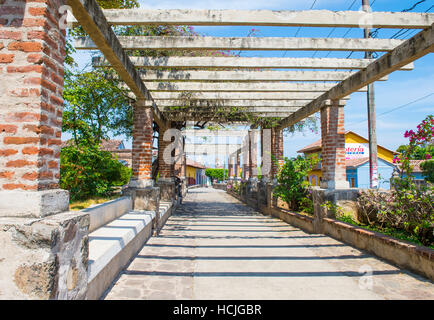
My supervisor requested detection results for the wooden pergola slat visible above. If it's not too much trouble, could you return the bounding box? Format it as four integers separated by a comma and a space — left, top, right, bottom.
66, 0, 166, 126
137, 70, 389, 82
151, 92, 345, 100
278, 24, 434, 129
68, 2, 433, 125
69, 9, 434, 29
76, 36, 404, 52
138, 82, 369, 92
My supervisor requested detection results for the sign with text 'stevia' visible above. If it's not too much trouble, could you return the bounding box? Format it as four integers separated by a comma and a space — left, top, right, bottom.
345, 143, 369, 159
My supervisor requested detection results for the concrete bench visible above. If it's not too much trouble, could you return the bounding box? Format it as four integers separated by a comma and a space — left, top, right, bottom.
86, 200, 175, 300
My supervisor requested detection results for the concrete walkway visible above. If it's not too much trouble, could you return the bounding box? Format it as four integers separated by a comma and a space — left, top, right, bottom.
103, 188, 434, 300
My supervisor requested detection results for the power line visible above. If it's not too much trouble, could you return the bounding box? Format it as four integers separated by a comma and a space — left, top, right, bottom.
371, 0, 429, 39
347, 92, 434, 127
314, 0, 358, 58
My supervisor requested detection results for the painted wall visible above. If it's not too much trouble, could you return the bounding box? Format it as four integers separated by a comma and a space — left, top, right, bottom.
303, 132, 397, 188
186, 165, 197, 185
355, 158, 395, 189
345, 132, 396, 163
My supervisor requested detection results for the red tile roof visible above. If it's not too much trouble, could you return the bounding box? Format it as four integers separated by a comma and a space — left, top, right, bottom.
345, 157, 369, 168
397, 160, 426, 173
297, 139, 322, 153
61, 139, 123, 151
186, 159, 206, 169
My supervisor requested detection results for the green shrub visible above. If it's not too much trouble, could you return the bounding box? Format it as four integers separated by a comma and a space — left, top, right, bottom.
273, 155, 319, 211
421, 159, 434, 183
205, 168, 228, 181
60, 144, 131, 201
299, 191, 314, 215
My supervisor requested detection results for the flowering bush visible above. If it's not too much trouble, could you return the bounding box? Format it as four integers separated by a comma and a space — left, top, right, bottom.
357, 115, 434, 247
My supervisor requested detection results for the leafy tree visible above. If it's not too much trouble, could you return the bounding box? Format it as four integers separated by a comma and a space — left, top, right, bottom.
205, 168, 228, 182
396, 144, 434, 160
62, 68, 132, 143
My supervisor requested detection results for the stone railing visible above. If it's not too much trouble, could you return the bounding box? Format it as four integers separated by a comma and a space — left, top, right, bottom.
0, 183, 178, 300
226, 181, 434, 282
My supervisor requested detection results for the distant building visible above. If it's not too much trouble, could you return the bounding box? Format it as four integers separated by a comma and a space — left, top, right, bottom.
297, 131, 398, 189
397, 159, 429, 186
186, 159, 207, 186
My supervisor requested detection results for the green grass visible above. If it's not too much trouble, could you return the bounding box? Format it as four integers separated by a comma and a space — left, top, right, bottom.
69, 194, 121, 211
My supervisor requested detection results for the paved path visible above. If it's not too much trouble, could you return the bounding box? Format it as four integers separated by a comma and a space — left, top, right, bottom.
103, 188, 434, 300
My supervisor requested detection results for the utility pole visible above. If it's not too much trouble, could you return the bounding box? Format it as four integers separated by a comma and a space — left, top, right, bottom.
363, 0, 379, 188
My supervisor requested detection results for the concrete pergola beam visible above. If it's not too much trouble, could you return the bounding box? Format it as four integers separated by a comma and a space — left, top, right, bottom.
94, 56, 414, 71
148, 100, 333, 108
69, 9, 434, 29
137, 70, 388, 82
184, 144, 242, 154
77, 36, 404, 52
183, 130, 248, 137
140, 82, 369, 92
278, 24, 434, 129
66, 0, 166, 127
151, 92, 344, 100
161, 106, 301, 113
164, 113, 293, 121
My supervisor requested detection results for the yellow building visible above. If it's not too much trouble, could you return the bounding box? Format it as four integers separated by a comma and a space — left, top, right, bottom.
186, 159, 207, 186
297, 131, 398, 189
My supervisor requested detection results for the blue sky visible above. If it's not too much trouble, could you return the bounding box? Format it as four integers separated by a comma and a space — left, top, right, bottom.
70, 0, 434, 166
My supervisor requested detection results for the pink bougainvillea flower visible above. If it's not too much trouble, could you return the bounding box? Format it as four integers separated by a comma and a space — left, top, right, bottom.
426, 154, 432, 159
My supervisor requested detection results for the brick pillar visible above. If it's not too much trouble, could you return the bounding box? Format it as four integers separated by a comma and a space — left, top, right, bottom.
234, 151, 240, 178
228, 154, 233, 178
0, 0, 89, 300
320, 100, 349, 189
260, 127, 272, 181
158, 125, 174, 180
158, 124, 175, 201
0, 0, 69, 217
271, 126, 284, 179
129, 100, 154, 188
242, 135, 249, 180
181, 140, 186, 178
248, 130, 257, 178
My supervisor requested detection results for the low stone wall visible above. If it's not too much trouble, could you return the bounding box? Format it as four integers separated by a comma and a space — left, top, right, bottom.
86, 210, 156, 300
227, 187, 434, 282
322, 218, 434, 281
86, 200, 176, 300
268, 207, 315, 234
83, 196, 132, 233
0, 211, 89, 299
212, 183, 227, 191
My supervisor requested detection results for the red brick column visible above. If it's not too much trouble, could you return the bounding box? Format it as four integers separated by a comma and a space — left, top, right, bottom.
0, 0, 69, 216
320, 100, 349, 189
157, 124, 176, 201
271, 126, 284, 179
158, 124, 174, 180
241, 135, 249, 180
248, 130, 257, 178
228, 154, 233, 178
130, 101, 154, 188
234, 151, 240, 178
260, 128, 272, 180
